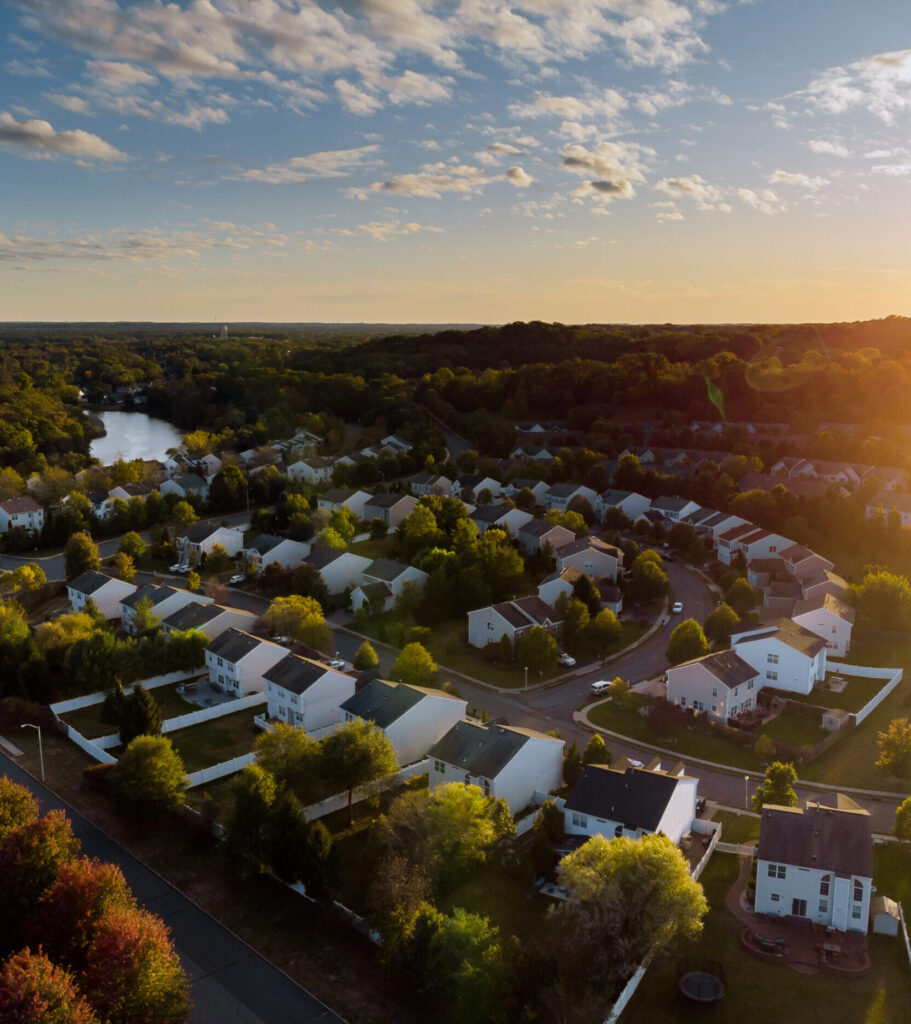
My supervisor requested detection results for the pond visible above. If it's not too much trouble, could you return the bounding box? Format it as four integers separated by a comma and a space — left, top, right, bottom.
89, 410, 184, 465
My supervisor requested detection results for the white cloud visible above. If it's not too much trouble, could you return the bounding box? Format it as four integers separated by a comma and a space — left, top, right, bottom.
653, 173, 730, 211
354, 219, 444, 241
335, 79, 385, 116
87, 61, 157, 87
357, 161, 493, 199
807, 138, 851, 158
45, 93, 91, 114
734, 187, 783, 215
560, 140, 651, 183
803, 49, 911, 124
238, 145, 382, 184
509, 88, 626, 123
506, 165, 534, 187
488, 141, 524, 155
0, 111, 126, 161
769, 170, 829, 191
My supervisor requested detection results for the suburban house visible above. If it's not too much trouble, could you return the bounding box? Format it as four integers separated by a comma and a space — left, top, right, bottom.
455, 474, 502, 502
601, 585, 623, 616
717, 522, 759, 564
67, 570, 137, 620
537, 566, 586, 607
409, 473, 454, 497
780, 544, 835, 580
666, 649, 761, 723
205, 629, 287, 696
731, 528, 792, 564
341, 679, 467, 766
502, 478, 551, 505
517, 518, 575, 556
120, 585, 212, 636
363, 492, 418, 529
316, 488, 373, 520
800, 569, 849, 605
730, 619, 828, 695
755, 797, 873, 933
866, 490, 911, 528
160, 474, 208, 501
467, 595, 561, 650
792, 593, 855, 658
106, 481, 155, 507
544, 483, 598, 514
304, 549, 372, 595
0, 496, 45, 535
427, 721, 565, 814
161, 602, 257, 641
242, 534, 311, 573
350, 559, 429, 614
287, 457, 335, 484
262, 654, 356, 733
596, 489, 651, 523
651, 496, 702, 522
561, 761, 698, 846
701, 512, 749, 548
510, 444, 554, 462
177, 523, 245, 564
555, 537, 622, 582
469, 503, 534, 537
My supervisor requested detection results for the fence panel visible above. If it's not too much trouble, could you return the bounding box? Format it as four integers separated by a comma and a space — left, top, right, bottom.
161, 692, 267, 734
603, 953, 654, 1024
58, 722, 117, 765
303, 758, 429, 820
50, 669, 205, 716
854, 668, 903, 725
691, 823, 721, 881
185, 752, 257, 788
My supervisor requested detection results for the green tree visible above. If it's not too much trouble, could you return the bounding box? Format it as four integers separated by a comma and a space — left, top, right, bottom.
626, 557, 669, 604
225, 764, 276, 875
66, 631, 117, 696
517, 626, 559, 676
848, 568, 911, 629
110, 736, 187, 817
752, 761, 798, 810
725, 577, 757, 618
496, 633, 513, 663
608, 676, 629, 706
562, 598, 590, 652
556, 833, 707, 973
666, 618, 710, 665
894, 796, 911, 842
65, 532, 101, 580
474, 528, 525, 602
390, 642, 437, 687
118, 683, 163, 745
208, 464, 247, 512
0, 950, 99, 1024
704, 602, 740, 645
319, 719, 398, 823
316, 526, 347, 550
186, 570, 201, 592
353, 640, 380, 672
253, 722, 316, 792
263, 595, 332, 652
0, 562, 47, 594
586, 608, 623, 657
875, 718, 911, 777
563, 741, 583, 786
571, 573, 601, 616
582, 733, 610, 765
110, 551, 135, 581
119, 531, 146, 562
131, 595, 161, 637
170, 501, 197, 530
0, 775, 39, 842
753, 734, 776, 765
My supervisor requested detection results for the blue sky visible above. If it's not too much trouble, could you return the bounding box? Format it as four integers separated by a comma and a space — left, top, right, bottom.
1, 0, 911, 323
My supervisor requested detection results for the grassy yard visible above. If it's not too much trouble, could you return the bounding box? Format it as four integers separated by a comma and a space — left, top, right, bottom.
60, 682, 197, 739
759, 711, 826, 750
624, 852, 911, 1024
873, 842, 911, 907
348, 535, 398, 561
711, 810, 760, 845
167, 709, 261, 773
780, 673, 893, 714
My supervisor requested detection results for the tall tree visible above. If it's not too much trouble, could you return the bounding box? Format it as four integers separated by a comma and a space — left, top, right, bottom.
65, 532, 101, 580
704, 602, 740, 645
253, 722, 316, 792
895, 796, 911, 842
118, 531, 146, 562
263, 595, 332, 652
752, 761, 798, 810
582, 733, 610, 765
516, 626, 559, 676
225, 764, 276, 876
319, 719, 398, 824
875, 718, 911, 777
586, 608, 624, 657
390, 642, 437, 687
0, 950, 99, 1024
353, 640, 379, 672
0, 776, 39, 842
665, 618, 710, 665
110, 736, 187, 817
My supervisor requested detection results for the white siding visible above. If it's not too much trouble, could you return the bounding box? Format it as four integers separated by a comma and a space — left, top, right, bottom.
755, 859, 871, 933
383, 695, 467, 765
68, 578, 136, 620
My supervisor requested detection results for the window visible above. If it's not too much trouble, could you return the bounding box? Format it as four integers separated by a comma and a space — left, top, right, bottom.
767, 653, 779, 664
614, 824, 623, 838
770, 893, 780, 902
792, 898, 807, 917
434, 760, 445, 774
767, 864, 786, 879
217, 657, 223, 667
819, 900, 828, 913
572, 812, 588, 828
820, 877, 830, 896
766, 671, 778, 681
712, 687, 718, 698
680, 697, 687, 707
711, 705, 717, 713
748, 680, 754, 689
854, 881, 864, 902
483, 778, 491, 797
852, 908, 862, 920
831, 626, 837, 634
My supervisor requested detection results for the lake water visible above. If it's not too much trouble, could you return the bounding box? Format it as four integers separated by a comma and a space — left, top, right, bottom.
89, 411, 184, 465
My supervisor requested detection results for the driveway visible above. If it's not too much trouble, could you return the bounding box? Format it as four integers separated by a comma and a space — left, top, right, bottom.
0, 752, 345, 1024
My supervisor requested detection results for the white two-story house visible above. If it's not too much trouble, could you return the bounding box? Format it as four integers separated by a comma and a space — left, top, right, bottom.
666, 649, 762, 723
730, 619, 828, 696
120, 585, 212, 636
555, 537, 622, 583
262, 653, 356, 733
0, 496, 45, 535
791, 593, 855, 659
205, 629, 287, 696
242, 534, 311, 574
177, 523, 245, 565
67, 570, 137, 620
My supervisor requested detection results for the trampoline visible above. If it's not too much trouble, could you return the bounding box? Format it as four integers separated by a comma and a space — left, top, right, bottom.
678, 971, 725, 1004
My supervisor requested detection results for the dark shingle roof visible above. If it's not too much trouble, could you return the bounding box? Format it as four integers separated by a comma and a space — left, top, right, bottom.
565, 765, 684, 832
758, 799, 872, 878
470, 503, 510, 523
319, 488, 357, 504
340, 679, 437, 728
264, 653, 344, 695
547, 483, 583, 499
365, 492, 408, 509
598, 489, 634, 505
207, 628, 271, 664
428, 721, 557, 778
247, 534, 284, 555
652, 496, 692, 512
121, 584, 180, 609
674, 649, 759, 688
555, 537, 621, 560
520, 518, 563, 538
163, 602, 226, 631
181, 522, 221, 543
305, 548, 344, 570
0, 496, 42, 513
68, 570, 120, 596
363, 558, 409, 582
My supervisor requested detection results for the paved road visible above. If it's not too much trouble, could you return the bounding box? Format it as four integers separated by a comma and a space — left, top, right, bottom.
0, 752, 345, 1024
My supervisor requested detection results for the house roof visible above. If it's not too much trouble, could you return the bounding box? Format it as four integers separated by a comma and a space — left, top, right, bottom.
470, 503, 511, 523
758, 799, 872, 878
555, 537, 621, 560
365, 492, 408, 509
356, 581, 392, 603
428, 721, 558, 778
0, 496, 42, 514
508, 477, 545, 491
319, 488, 358, 504
520, 518, 565, 538
264, 653, 343, 695
247, 534, 285, 555
173, 474, 206, 489
565, 764, 689, 832
674, 649, 759, 688
67, 570, 115, 596
651, 496, 692, 512
734, 618, 827, 657
682, 508, 716, 527
793, 591, 856, 624
341, 678, 460, 728
206, 628, 270, 664
305, 548, 345, 570
718, 522, 757, 543
547, 482, 585, 499
539, 566, 585, 587
739, 528, 772, 545
363, 558, 410, 583
598, 489, 636, 505
181, 521, 222, 544
702, 511, 739, 529
121, 584, 181, 609
163, 602, 230, 631
512, 594, 560, 625
115, 481, 154, 497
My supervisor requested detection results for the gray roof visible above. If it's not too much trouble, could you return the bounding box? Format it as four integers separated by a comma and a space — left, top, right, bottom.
509, 478, 544, 491
340, 679, 458, 728
565, 764, 685, 832
247, 534, 285, 555
719, 522, 756, 543
319, 488, 358, 504
758, 799, 872, 878
357, 581, 392, 603
365, 492, 408, 509
793, 591, 856, 623
598, 489, 635, 505
206, 628, 270, 664
174, 474, 206, 489
121, 584, 180, 609
363, 558, 409, 583
652, 496, 692, 512
181, 522, 221, 544
0, 495, 42, 513
68, 570, 120, 596
264, 653, 343, 695
428, 721, 558, 778
305, 548, 344, 570
547, 483, 584, 499
163, 602, 228, 631
556, 537, 621, 560
520, 518, 564, 538
676, 649, 759, 688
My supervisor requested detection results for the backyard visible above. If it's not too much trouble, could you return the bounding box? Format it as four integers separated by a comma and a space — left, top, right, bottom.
779, 671, 894, 714
624, 852, 911, 1024
60, 680, 200, 739
166, 708, 261, 773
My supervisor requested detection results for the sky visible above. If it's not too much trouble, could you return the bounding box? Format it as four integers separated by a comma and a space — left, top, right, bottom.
1, 0, 911, 325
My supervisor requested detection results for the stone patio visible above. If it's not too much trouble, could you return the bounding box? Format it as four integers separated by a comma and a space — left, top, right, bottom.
176, 679, 239, 708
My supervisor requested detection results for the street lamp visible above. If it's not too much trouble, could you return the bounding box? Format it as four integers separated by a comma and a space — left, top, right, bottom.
21, 723, 44, 782
744, 774, 750, 810
524, 666, 528, 692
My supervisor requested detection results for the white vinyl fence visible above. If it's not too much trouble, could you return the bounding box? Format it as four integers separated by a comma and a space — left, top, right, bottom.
690, 819, 722, 881
303, 758, 429, 820
186, 752, 257, 788
899, 902, 911, 970
603, 952, 654, 1024
50, 669, 204, 715
56, 722, 117, 765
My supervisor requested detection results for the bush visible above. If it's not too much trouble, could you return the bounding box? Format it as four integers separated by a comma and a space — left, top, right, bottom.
82, 763, 115, 793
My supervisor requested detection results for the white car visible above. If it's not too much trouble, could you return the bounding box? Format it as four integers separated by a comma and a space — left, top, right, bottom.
169, 563, 182, 573
590, 679, 610, 694
558, 652, 576, 667
228, 574, 245, 585
326, 658, 345, 670
672, 601, 683, 614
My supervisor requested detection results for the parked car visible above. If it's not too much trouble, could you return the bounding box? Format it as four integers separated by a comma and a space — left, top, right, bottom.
590, 679, 610, 694
228, 573, 245, 585
326, 658, 345, 670
558, 652, 576, 667
672, 601, 683, 613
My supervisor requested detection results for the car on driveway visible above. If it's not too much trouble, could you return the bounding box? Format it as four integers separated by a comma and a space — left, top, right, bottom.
558, 652, 576, 667
672, 601, 683, 613
326, 658, 346, 670
228, 574, 245, 585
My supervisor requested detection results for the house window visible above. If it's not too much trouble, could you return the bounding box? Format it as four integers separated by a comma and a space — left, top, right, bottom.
766, 671, 778, 681
679, 697, 687, 707
820, 877, 830, 896
572, 812, 588, 828
831, 626, 837, 634
818, 900, 828, 913
217, 657, 223, 667
767, 653, 779, 664
434, 760, 445, 774
483, 778, 491, 797
712, 687, 718, 698
614, 824, 623, 837
768, 864, 786, 879
770, 893, 780, 902
852, 908, 862, 920
853, 881, 864, 902
792, 898, 807, 917
711, 705, 717, 713
748, 680, 754, 690
295, 712, 302, 722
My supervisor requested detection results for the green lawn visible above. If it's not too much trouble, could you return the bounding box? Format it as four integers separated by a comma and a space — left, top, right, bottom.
441, 859, 549, 941
873, 842, 911, 906
348, 535, 398, 560
711, 810, 760, 845
779, 673, 893, 714
759, 711, 826, 750
624, 852, 911, 1024
167, 709, 261, 773
60, 682, 197, 739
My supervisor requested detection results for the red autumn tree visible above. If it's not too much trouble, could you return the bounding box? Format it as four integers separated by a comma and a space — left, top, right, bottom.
0, 949, 99, 1024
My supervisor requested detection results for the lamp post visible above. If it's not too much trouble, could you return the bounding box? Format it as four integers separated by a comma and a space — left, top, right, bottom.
524, 666, 528, 692
744, 774, 750, 810
21, 723, 44, 782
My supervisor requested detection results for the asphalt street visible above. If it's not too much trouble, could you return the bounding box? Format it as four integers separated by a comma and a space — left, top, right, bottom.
0, 752, 345, 1024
